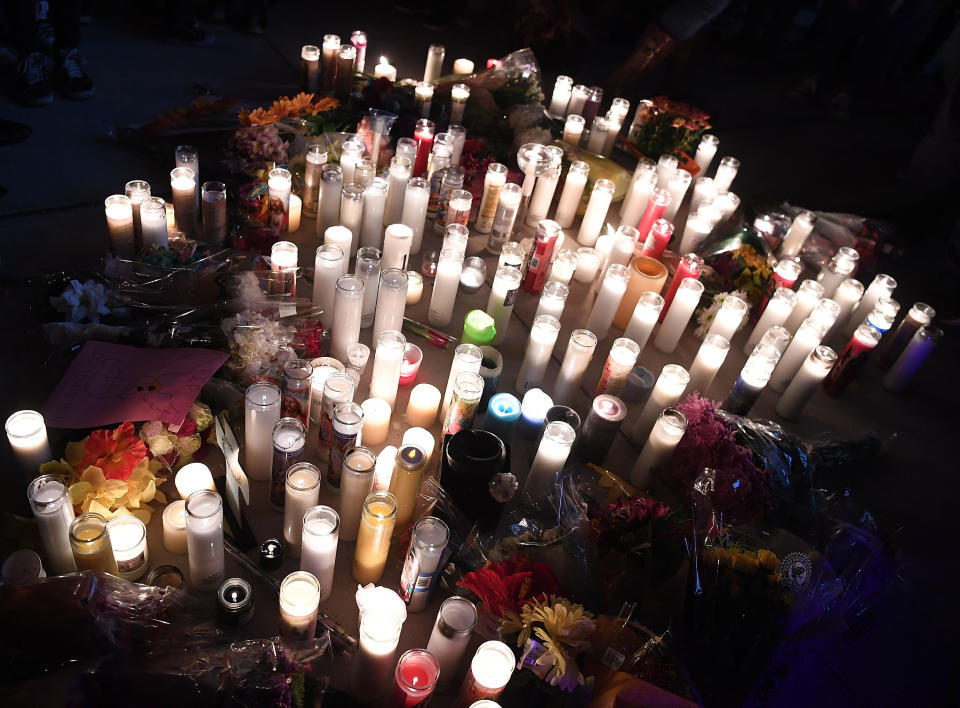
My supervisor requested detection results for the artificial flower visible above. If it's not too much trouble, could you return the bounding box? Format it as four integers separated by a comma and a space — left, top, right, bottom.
457, 553, 560, 619
78, 422, 148, 481
50, 279, 111, 323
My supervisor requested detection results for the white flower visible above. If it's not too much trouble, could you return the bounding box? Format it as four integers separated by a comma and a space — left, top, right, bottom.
51, 279, 111, 323
694, 290, 747, 339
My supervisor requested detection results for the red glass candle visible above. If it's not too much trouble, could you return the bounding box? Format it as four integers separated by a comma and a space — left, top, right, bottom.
659, 253, 702, 322
639, 218, 674, 260
520, 219, 561, 295
387, 649, 440, 708
398, 343, 423, 386
822, 323, 881, 396
413, 119, 435, 178
634, 187, 671, 242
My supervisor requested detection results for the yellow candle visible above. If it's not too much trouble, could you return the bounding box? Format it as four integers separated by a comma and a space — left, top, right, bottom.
353, 491, 398, 584
289, 194, 302, 233
405, 384, 441, 428
387, 445, 427, 533
69, 513, 119, 574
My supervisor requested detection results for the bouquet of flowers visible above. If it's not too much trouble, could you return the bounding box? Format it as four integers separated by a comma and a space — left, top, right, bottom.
220, 308, 297, 383
626, 96, 710, 162
697, 221, 776, 314
141, 401, 215, 474
457, 553, 561, 623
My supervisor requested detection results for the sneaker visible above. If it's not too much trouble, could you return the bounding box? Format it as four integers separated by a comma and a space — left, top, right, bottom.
167, 20, 215, 47
59, 48, 94, 100
15, 51, 53, 107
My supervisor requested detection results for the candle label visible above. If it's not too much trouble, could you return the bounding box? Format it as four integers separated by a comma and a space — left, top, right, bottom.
426, 169, 446, 217
271, 446, 304, 507
327, 428, 358, 488
595, 360, 629, 397
117, 551, 146, 576
443, 398, 480, 438
502, 286, 519, 307
475, 183, 502, 232
282, 386, 311, 428
269, 192, 290, 236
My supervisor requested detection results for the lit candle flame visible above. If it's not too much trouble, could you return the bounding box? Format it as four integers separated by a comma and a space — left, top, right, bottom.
380, 56, 389, 65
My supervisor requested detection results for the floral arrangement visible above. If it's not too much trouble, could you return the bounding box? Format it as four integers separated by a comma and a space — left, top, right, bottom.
672, 394, 769, 522
139, 95, 239, 137
457, 553, 561, 619
238, 93, 339, 128
626, 96, 710, 160
141, 402, 214, 473
40, 422, 165, 524
508, 104, 552, 150
705, 243, 773, 311
227, 124, 290, 171
501, 596, 596, 691
50, 279, 111, 323
589, 495, 671, 556
220, 309, 296, 382
694, 289, 749, 339
136, 237, 218, 269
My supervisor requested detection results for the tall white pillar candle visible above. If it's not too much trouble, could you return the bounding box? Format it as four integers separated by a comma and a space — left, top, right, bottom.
552, 329, 598, 405
768, 317, 829, 393
279, 570, 322, 640
779, 210, 816, 258
124, 179, 150, 245
585, 263, 630, 339
340, 139, 363, 186
318, 164, 343, 235
424, 43, 445, 82
628, 364, 690, 444
776, 346, 837, 419
653, 278, 704, 353
351, 609, 403, 701
688, 175, 717, 214
27, 474, 76, 574
841, 273, 897, 339
686, 334, 730, 395
526, 164, 560, 226
567, 84, 589, 116
244, 382, 282, 481
548, 75, 574, 117
523, 421, 576, 501
619, 171, 657, 231
826, 278, 864, 339
573, 246, 602, 283
303, 143, 327, 217
535, 281, 569, 320
372, 269, 409, 344
283, 463, 321, 555
313, 245, 347, 329
330, 274, 364, 367
783, 280, 825, 334
300, 506, 339, 601
654, 154, 678, 189
428, 248, 464, 327
623, 291, 665, 353
382, 223, 413, 271
577, 179, 615, 247
356, 247, 382, 328
516, 315, 561, 393
562, 114, 585, 145
694, 134, 719, 175
744, 287, 798, 354
339, 183, 364, 254
360, 177, 387, 249
630, 407, 687, 489
706, 295, 749, 341
369, 331, 406, 410
185, 490, 224, 591
486, 266, 522, 345
441, 344, 483, 421
384, 156, 412, 227
547, 249, 578, 286
339, 447, 376, 542
401, 177, 430, 254
553, 161, 589, 228
415, 81, 434, 118
450, 83, 470, 123
712, 156, 740, 193
678, 213, 712, 255
663, 169, 692, 221
817, 246, 860, 298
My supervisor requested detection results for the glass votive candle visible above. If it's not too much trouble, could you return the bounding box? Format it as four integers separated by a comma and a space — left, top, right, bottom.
353, 490, 398, 584
69, 512, 119, 574
107, 515, 149, 581
346, 342, 371, 383
388, 649, 440, 708
573, 247, 601, 283
279, 570, 321, 641
406, 271, 424, 304
548, 249, 579, 286
498, 241, 527, 270
421, 250, 439, 278
460, 257, 487, 293
458, 641, 516, 706
399, 343, 424, 386
218, 577, 255, 627
104, 194, 135, 258
5, 409, 51, 474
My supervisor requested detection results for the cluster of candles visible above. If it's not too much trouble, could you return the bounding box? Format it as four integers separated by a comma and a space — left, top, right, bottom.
549, 76, 630, 158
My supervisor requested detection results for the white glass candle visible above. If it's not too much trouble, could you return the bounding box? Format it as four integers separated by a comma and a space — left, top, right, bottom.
486, 183, 522, 254
619, 171, 657, 232
374, 445, 399, 491
458, 641, 515, 705
630, 407, 687, 489
402, 178, 430, 253
169, 166, 197, 237
707, 295, 749, 341
162, 499, 188, 554
883, 325, 942, 392
654, 154, 678, 189
6, 410, 51, 474
339, 139, 363, 186
270, 240, 298, 300
372, 268, 408, 345
355, 246, 382, 329
310, 361, 345, 424
567, 83, 589, 115
400, 515, 449, 612
526, 163, 560, 226
810, 297, 843, 332
450, 83, 470, 123
202, 180, 228, 243
267, 167, 293, 235
360, 176, 387, 249
552, 329, 598, 405
428, 248, 464, 328
384, 156, 413, 228
523, 420, 576, 507
841, 273, 897, 339
784, 280, 826, 334
318, 164, 343, 234
175, 462, 215, 499
339, 447, 376, 542
779, 210, 816, 258
678, 213, 712, 255
607, 225, 639, 270
827, 278, 864, 339
283, 462, 321, 555
104, 194, 135, 258
628, 364, 690, 444
320, 33, 340, 87
486, 266, 522, 345
536, 281, 569, 321
663, 169, 692, 221
339, 183, 364, 253
185, 489, 224, 591
594, 337, 641, 397
369, 330, 406, 410
689, 175, 717, 214
474, 163, 508, 234
441, 343, 483, 421
107, 515, 148, 581
406, 383, 442, 427
448, 123, 467, 166
769, 317, 829, 393
313, 245, 347, 330
577, 178, 615, 247
427, 596, 478, 686
586, 263, 630, 339
744, 288, 798, 354
776, 346, 837, 419
244, 382, 281, 481
351, 609, 403, 701
415, 81, 434, 117
687, 333, 730, 396
817, 247, 859, 298
573, 246, 601, 283
406, 270, 424, 304
27, 474, 76, 574
547, 249, 578, 287
382, 223, 413, 273
138, 196, 168, 249
562, 113, 585, 145
549, 75, 574, 117
300, 506, 339, 601
694, 134, 719, 175
654, 278, 704, 353
303, 143, 326, 217
280, 570, 322, 640
551, 161, 589, 229
515, 315, 561, 393
623, 291, 665, 353
423, 43, 445, 81
124, 179, 150, 244
360, 397, 392, 446
713, 155, 740, 193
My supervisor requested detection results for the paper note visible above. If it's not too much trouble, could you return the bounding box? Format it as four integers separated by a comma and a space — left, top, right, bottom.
43, 341, 227, 428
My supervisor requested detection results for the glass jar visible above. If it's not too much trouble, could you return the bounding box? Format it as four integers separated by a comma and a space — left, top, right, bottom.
353, 490, 398, 584
107, 515, 149, 581
69, 512, 119, 574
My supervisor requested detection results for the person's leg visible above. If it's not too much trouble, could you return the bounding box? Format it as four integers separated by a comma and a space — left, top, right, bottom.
48, 0, 92, 99
5, 0, 53, 106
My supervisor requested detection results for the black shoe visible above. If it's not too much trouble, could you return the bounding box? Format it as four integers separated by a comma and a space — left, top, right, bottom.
167, 20, 215, 47
59, 48, 94, 100
0, 119, 31, 145
15, 52, 53, 107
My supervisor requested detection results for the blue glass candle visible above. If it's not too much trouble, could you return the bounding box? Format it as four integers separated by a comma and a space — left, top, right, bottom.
519, 388, 553, 439
480, 393, 521, 444
722, 344, 780, 416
